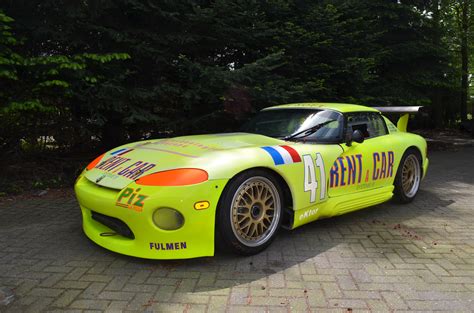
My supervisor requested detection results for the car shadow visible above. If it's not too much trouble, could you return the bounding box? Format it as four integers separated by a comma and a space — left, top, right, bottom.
95, 185, 454, 292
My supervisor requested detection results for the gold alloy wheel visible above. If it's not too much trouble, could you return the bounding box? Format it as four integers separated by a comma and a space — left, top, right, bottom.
401, 154, 421, 198
230, 176, 281, 247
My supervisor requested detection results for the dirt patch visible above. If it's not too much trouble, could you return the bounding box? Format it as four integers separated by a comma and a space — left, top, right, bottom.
0, 187, 75, 204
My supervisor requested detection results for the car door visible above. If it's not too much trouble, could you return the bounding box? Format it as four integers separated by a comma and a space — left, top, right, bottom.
328, 111, 395, 198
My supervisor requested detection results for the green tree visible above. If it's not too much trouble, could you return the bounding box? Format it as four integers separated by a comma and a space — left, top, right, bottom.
453, 0, 473, 123
3, 0, 470, 152
0, 9, 130, 153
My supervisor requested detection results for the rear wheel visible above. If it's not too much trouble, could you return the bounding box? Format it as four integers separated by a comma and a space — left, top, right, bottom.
393, 149, 421, 203
216, 169, 283, 255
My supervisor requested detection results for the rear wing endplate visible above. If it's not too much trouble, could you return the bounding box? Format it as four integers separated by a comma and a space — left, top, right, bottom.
373, 106, 424, 132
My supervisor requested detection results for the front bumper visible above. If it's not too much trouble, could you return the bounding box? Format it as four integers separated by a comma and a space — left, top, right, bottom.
75, 175, 228, 259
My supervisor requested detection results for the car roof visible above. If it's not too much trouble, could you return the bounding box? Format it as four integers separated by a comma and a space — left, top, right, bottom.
262, 102, 379, 113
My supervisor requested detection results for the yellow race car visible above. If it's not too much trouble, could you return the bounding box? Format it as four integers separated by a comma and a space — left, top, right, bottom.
75, 103, 428, 259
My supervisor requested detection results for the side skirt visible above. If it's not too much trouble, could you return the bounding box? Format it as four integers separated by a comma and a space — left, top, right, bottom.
291, 185, 394, 229
330, 185, 394, 216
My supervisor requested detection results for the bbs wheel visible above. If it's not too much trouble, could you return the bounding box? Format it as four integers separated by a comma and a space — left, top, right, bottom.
216, 169, 283, 255
393, 149, 422, 203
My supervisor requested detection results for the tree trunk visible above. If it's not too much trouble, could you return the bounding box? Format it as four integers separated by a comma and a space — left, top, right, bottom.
431, 0, 445, 128
460, 0, 470, 123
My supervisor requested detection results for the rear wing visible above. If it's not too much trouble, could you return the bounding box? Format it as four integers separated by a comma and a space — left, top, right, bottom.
373, 106, 425, 132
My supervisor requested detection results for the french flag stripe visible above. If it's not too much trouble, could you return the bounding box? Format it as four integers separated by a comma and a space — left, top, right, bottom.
118, 149, 133, 155
111, 148, 127, 155
273, 146, 294, 164
111, 148, 133, 156
280, 145, 302, 163
261, 147, 285, 165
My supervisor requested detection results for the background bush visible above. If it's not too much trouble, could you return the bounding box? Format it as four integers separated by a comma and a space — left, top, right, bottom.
0, 1, 473, 191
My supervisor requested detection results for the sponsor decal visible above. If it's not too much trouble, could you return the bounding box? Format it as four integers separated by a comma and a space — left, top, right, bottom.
262, 145, 302, 165
140, 139, 222, 151
111, 148, 134, 156
299, 208, 319, 221
95, 156, 156, 180
356, 182, 376, 190
117, 161, 156, 180
116, 187, 148, 212
303, 153, 327, 203
96, 156, 131, 171
133, 145, 198, 158
330, 151, 394, 188
372, 151, 395, 180
149, 242, 187, 250
95, 174, 106, 183
330, 154, 363, 187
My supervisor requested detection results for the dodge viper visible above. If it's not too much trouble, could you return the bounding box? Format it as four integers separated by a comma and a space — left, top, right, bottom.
75, 103, 428, 259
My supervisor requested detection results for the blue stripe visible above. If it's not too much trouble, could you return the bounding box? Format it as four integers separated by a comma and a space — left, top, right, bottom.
261, 146, 284, 165
111, 148, 127, 155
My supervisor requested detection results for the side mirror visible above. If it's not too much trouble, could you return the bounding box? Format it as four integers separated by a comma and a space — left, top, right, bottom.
346, 129, 365, 146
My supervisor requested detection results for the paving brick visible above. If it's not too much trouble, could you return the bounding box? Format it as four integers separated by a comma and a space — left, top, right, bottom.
79, 274, 112, 283
80, 282, 107, 299
327, 298, 368, 309
29, 287, 64, 298
14, 279, 40, 296
121, 283, 158, 293
64, 267, 88, 281
426, 263, 451, 276
366, 299, 390, 311
104, 300, 129, 312
1, 147, 473, 312
40, 273, 67, 288
54, 280, 90, 290
43, 266, 73, 274
69, 299, 110, 310
98, 291, 135, 301
381, 291, 409, 310
126, 292, 154, 311
102, 275, 128, 291
25, 296, 54, 313
52, 289, 82, 307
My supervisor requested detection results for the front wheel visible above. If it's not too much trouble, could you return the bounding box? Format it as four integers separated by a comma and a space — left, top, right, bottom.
216, 169, 283, 255
393, 149, 422, 203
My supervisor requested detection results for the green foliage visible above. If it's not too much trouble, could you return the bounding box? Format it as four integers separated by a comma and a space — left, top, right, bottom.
0, 0, 472, 159
0, 9, 130, 153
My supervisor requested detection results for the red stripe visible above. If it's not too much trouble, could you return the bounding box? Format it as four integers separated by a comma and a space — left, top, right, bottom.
280, 145, 301, 163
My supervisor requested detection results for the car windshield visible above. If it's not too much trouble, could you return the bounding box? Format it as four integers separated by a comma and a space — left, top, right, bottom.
242, 108, 343, 143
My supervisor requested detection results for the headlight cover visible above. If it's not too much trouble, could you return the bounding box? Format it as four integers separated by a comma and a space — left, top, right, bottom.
136, 168, 208, 186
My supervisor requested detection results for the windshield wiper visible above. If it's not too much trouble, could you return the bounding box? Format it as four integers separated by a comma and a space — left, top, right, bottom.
283, 120, 335, 141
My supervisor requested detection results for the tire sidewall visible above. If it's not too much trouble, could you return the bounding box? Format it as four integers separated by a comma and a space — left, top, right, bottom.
394, 148, 422, 203
216, 169, 284, 255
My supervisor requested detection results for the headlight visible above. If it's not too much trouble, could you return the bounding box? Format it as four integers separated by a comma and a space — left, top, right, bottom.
152, 208, 185, 230
136, 168, 208, 186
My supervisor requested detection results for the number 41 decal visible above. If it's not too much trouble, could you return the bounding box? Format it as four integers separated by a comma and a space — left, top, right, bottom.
303, 153, 326, 203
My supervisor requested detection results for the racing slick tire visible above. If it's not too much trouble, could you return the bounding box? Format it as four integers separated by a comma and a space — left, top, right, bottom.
216, 169, 284, 256
393, 148, 422, 203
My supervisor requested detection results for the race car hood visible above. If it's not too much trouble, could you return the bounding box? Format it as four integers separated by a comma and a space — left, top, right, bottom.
84, 132, 284, 189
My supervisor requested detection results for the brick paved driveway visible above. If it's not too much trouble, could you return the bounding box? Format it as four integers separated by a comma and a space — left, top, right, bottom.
1, 148, 473, 313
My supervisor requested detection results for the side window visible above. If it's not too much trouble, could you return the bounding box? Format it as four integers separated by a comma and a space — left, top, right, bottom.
346, 113, 371, 138
346, 112, 388, 139
368, 113, 388, 137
